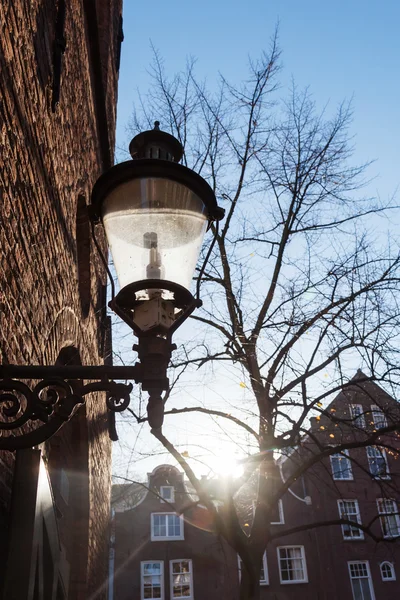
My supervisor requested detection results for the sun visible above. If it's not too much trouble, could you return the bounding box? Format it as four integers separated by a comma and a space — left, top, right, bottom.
207, 453, 244, 479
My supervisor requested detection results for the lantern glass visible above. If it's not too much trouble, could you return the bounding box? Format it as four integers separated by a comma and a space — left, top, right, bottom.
102, 178, 208, 298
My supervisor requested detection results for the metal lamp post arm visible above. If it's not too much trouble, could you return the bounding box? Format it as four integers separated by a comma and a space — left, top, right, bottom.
0, 364, 144, 451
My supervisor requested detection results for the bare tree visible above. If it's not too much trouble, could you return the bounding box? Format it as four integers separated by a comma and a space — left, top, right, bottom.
121, 31, 400, 599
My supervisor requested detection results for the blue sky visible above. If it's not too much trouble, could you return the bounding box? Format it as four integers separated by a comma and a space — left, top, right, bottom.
113, 0, 400, 478
117, 0, 400, 200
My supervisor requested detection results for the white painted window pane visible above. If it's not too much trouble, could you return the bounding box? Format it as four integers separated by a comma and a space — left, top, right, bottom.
351, 579, 363, 600
339, 500, 362, 538
171, 560, 192, 599
142, 562, 162, 600
154, 515, 166, 537
381, 562, 395, 580
367, 447, 389, 478
160, 486, 174, 501
349, 562, 373, 600
279, 547, 305, 582
331, 452, 352, 479
167, 514, 181, 536
371, 405, 387, 429
350, 404, 365, 428
377, 499, 400, 537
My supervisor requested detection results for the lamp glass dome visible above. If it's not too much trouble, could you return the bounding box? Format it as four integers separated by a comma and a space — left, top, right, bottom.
102, 177, 208, 298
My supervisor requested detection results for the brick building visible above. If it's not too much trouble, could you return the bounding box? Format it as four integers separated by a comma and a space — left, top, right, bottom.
0, 0, 122, 597
111, 374, 400, 599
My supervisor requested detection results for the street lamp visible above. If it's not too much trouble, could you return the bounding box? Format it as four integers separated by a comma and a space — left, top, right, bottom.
0, 123, 224, 450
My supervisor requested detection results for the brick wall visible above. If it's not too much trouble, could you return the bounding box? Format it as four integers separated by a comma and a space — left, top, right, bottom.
0, 0, 122, 596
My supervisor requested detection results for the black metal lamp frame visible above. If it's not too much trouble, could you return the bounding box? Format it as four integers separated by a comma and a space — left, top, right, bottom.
0, 124, 224, 451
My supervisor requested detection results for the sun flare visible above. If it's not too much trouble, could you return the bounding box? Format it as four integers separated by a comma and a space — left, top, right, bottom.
208, 453, 244, 479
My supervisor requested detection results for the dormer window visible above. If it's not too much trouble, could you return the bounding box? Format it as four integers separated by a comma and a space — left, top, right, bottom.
371, 405, 387, 430
160, 486, 175, 503
349, 404, 365, 428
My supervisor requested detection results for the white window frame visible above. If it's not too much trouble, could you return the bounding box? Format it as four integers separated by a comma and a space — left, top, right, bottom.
237, 552, 268, 585
277, 546, 308, 584
367, 446, 390, 479
337, 499, 363, 540
141, 561, 164, 600
350, 404, 366, 428
348, 561, 375, 600
380, 561, 396, 581
151, 513, 184, 541
271, 499, 285, 525
160, 486, 175, 503
377, 499, 400, 538
170, 559, 193, 600
330, 450, 353, 480
371, 405, 387, 430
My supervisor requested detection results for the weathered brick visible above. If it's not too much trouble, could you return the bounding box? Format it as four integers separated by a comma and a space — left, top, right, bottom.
0, 0, 122, 596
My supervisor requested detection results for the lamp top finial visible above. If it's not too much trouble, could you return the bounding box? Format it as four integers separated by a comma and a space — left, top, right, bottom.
129, 124, 183, 162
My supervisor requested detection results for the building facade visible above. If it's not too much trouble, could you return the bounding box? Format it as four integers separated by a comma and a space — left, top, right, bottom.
0, 0, 122, 597
112, 375, 400, 599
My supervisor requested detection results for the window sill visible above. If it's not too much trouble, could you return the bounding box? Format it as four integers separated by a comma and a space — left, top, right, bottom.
151, 535, 184, 542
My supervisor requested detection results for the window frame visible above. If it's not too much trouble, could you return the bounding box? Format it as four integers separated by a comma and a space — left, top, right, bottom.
349, 404, 366, 428
237, 552, 269, 586
141, 560, 164, 600
169, 559, 193, 600
348, 561, 375, 600
277, 545, 308, 584
160, 486, 175, 503
270, 499, 285, 525
371, 405, 387, 430
377, 499, 400, 539
366, 446, 390, 480
330, 449, 353, 480
337, 499, 364, 540
151, 513, 184, 541
380, 561, 396, 581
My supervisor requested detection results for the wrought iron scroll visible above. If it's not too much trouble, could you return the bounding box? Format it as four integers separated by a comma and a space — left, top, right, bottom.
0, 367, 137, 451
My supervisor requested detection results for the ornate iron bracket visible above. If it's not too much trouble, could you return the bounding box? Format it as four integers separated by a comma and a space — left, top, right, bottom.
0, 335, 176, 450
0, 364, 140, 451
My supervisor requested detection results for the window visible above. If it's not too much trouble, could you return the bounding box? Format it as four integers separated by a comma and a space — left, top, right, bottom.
141, 561, 163, 599
160, 486, 175, 503
151, 513, 184, 541
371, 405, 387, 430
380, 561, 396, 581
350, 404, 365, 428
377, 499, 400, 538
338, 500, 363, 540
277, 546, 308, 584
366, 446, 390, 479
238, 553, 268, 585
348, 562, 375, 600
271, 499, 285, 525
170, 560, 193, 599
330, 450, 353, 480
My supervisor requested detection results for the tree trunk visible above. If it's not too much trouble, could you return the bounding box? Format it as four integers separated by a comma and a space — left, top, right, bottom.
239, 569, 261, 600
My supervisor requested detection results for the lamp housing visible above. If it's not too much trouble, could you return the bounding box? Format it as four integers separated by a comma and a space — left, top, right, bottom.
91, 123, 224, 322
